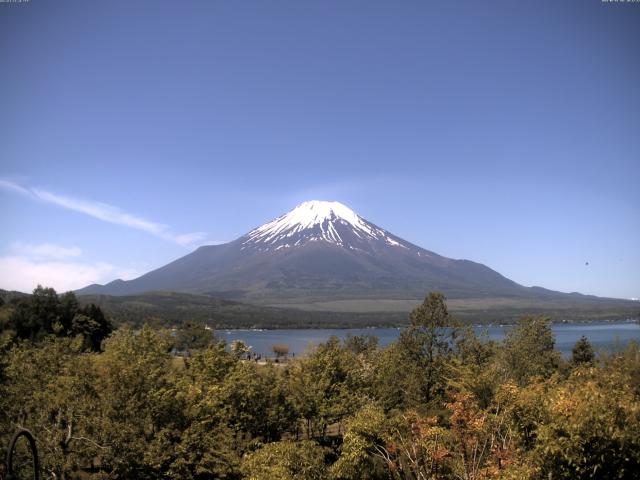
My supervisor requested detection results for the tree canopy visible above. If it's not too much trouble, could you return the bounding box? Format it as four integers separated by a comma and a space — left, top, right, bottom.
0, 286, 112, 351
1, 290, 639, 479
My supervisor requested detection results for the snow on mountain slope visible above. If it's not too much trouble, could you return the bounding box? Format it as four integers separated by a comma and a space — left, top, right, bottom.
243, 200, 409, 251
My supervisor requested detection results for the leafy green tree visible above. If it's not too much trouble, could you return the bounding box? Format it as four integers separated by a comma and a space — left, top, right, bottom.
343, 334, 378, 355
448, 326, 500, 408
501, 316, 560, 385
57, 290, 79, 333
8, 288, 54, 341
1, 337, 103, 478
455, 325, 496, 367
28, 285, 60, 337
77, 303, 112, 349
218, 362, 295, 441
240, 440, 327, 480
71, 313, 99, 350
600, 340, 640, 396
330, 403, 390, 480
571, 335, 595, 366
373, 341, 424, 410
170, 342, 245, 478
532, 368, 640, 479
71, 307, 113, 351
375, 292, 458, 410
174, 320, 213, 353
407, 292, 458, 402
287, 336, 367, 439
3, 287, 111, 350
0, 301, 16, 339
93, 325, 184, 478
181, 340, 237, 387
165, 421, 242, 479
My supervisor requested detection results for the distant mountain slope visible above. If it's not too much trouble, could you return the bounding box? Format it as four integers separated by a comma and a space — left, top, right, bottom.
73, 291, 639, 328
77, 201, 636, 313
76, 291, 407, 329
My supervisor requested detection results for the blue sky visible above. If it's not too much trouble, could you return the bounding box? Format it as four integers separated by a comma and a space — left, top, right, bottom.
1, 0, 638, 299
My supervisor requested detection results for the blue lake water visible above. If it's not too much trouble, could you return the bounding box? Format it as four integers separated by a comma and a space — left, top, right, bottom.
219, 321, 640, 358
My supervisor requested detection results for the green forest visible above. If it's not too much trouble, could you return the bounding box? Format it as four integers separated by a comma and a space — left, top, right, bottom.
1, 288, 639, 479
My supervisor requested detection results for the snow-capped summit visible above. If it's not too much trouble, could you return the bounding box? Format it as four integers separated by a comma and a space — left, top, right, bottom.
253, 200, 368, 234
243, 200, 407, 251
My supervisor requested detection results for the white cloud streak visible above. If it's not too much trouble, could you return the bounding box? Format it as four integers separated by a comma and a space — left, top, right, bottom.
0, 243, 142, 293
10, 242, 82, 259
0, 256, 141, 293
1, 179, 207, 248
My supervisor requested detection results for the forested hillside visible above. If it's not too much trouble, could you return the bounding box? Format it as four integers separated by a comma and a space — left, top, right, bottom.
77, 291, 407, 329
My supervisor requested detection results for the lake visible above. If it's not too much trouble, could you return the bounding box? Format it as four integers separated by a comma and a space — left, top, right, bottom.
219, 321, 640, 358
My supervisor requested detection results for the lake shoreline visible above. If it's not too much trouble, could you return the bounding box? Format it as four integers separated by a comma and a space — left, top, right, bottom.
216, 317, 640, 332
216, 320, 640, 359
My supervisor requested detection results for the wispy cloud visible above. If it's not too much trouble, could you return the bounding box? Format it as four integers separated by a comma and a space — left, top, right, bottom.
0, 179, 32, 196
0, 243, 142, 293
0, 179, 207, 248
10, 242, 82, 259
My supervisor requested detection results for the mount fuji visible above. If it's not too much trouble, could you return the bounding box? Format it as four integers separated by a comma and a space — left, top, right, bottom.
76, 201, 619, 312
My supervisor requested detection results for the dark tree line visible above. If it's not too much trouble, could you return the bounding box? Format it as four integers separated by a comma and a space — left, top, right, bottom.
0, 286, 112, 351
